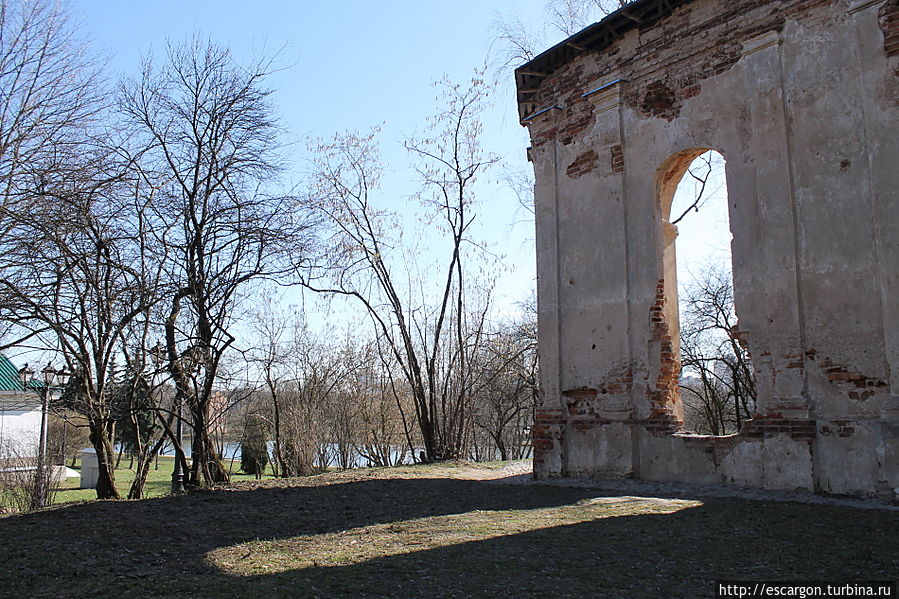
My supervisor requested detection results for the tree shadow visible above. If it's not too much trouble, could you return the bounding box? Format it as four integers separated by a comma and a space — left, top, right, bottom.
0, 476, 895, 598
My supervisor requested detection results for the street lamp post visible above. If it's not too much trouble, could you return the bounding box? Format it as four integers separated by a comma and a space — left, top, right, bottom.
60, 414, 68, 468
18, 363, 68, 510
151, 343, 184, 494
171, 395, 185, 494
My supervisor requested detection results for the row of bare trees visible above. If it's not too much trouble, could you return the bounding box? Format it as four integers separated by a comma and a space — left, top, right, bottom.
300, 76, 514, 461
245, 314, 414, 476
238, 303, 538, 476
0, 0, 314, 498
0, 0, 539, 503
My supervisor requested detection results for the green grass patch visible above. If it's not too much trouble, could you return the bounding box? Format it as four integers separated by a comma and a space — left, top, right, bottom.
52, 454, 277, 503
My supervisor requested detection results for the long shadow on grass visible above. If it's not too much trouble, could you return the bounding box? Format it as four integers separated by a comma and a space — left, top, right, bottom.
0, 477, 895, 599
243, 504, 899, 599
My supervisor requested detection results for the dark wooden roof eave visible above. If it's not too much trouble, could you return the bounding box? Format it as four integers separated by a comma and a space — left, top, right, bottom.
515, 0, 695, 122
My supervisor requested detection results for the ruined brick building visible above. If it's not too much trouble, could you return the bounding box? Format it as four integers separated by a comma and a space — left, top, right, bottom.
517, 0, 898, 500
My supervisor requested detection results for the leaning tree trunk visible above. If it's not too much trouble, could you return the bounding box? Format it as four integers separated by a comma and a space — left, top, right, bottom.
189, 433, 229, 486
128, 454, 151, 500
88, 422, 120, 500
188, 400, 229, 486
128, 433, 168, 499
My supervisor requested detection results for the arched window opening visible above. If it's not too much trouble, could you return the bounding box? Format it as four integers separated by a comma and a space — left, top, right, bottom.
659, 149, 755, 435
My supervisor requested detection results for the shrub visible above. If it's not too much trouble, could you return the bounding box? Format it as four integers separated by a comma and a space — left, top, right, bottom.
239, 418, 268, 478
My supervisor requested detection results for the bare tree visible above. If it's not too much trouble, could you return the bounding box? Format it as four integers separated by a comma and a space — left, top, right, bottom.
351, 341, 412, 467
488, 14, 542, 83
0, 439, 59, 512
246, 297, 295, 477
112, 354, 173, 499
303, 76, 498, 461
0, 0, 187, 500
490, 0, 630, 84
282, 339, 353, 475
0, 0, 105, 210
545, 0, 630, 36
679, 266, 756, 435
119, 37, 313, 488
670, 151, 723, 226
470, 308, 538, 461
0, 0, 106, 344
47, 409, 90, 467
0, 158, 165, 499
248, 306, 363, 477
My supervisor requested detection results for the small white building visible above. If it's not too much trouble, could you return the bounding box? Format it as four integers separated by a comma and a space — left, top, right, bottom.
0, 354, 41, 461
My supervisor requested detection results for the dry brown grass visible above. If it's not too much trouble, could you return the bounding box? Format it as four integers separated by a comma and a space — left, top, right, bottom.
0, 461, 896, 598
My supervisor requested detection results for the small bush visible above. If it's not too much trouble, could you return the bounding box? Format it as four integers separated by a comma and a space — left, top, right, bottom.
0, 444, 57, 512
239, 418, 268, 478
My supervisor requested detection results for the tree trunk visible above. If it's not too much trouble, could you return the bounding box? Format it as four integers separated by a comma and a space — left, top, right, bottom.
128, 434, 168, 499
270, 384, 286, 478
128, 454, 151, 500
189, 424, 229, 486
89, 423, 120, 500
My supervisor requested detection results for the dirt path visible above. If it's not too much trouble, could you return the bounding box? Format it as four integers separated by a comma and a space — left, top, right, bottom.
222, 459, 897, 510
459, 459, 899, 511
428, 460, 533, 480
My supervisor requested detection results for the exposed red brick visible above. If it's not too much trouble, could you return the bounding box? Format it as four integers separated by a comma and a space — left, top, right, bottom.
532, 408, 564, 466
610, 144, 624, 174
784, 352, 887, 391
646, 279, 683, 433
524, 0, 836, 144
824, 364, 888, 389
640, 80, 681, 120
566, 149, 600, 178
881, 0, 899, 58
740, 415, 816, 440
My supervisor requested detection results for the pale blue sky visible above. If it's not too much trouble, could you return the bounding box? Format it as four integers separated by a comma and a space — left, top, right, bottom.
72, 1, 730, 335
75, 0, 550, 327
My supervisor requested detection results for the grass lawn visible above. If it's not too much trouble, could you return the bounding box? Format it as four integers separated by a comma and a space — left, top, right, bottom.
1, 462, 896, 599
52, 455, 276, 503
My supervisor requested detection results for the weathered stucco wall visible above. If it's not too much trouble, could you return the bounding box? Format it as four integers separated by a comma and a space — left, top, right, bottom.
522, 0, 899, 500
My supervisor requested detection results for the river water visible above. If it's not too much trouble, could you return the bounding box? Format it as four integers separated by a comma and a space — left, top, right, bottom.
156, 440, 413, 468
